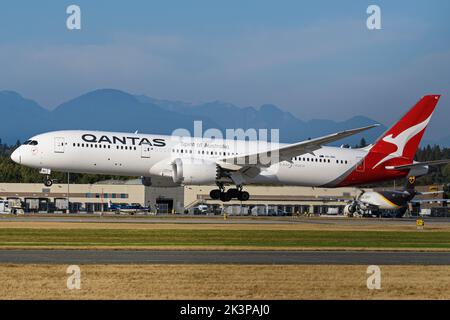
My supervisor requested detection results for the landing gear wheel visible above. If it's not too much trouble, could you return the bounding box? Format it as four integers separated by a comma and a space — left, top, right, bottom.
220, 192, 232, 202
227, 188, 239, 199
209, 189, 221, 200
237, 191, 250, 201
44, 176, 53, 187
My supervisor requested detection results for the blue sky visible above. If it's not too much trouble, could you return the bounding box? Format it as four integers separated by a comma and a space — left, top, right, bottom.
1, 1, 449, 140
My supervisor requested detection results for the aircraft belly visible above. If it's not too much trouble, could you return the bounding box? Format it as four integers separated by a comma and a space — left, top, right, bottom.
249, 163, 345, 186
370, 193, 400, 210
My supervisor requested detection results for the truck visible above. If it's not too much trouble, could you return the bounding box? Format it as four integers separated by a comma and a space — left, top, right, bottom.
419, 208, 432, 216
0, 199, 24, 214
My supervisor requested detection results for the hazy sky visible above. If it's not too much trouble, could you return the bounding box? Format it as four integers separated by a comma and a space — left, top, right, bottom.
0, 1, 449, 139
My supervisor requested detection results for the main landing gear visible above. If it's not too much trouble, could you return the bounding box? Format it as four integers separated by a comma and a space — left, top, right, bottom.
209, 184, 250, 202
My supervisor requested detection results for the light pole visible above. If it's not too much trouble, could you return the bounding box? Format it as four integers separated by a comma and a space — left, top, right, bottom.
67, 172, 70, 214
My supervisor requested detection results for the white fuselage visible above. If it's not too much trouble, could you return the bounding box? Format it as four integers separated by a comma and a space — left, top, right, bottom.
12, 130, 368, 187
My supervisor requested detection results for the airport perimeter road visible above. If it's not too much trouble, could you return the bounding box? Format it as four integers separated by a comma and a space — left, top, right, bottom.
2, 215, 450, 226
1, 250, 450, 265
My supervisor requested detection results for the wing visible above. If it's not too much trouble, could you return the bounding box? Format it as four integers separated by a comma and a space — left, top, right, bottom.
385, 159, 450, 170
217, 124, 379, 170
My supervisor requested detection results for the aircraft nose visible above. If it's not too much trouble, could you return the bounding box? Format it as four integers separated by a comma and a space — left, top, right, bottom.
11, 148, 21, 164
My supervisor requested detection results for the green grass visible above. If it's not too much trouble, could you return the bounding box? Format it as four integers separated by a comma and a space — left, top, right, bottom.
1, 228, 450, 249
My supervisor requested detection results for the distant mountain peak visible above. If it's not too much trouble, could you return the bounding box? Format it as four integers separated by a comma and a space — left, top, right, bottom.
0, 89, 445, 147
0, 90, 23, 97
76, 88, 137, 101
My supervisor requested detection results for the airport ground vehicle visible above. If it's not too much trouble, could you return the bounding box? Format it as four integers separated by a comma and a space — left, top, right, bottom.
0, 199, 24, 214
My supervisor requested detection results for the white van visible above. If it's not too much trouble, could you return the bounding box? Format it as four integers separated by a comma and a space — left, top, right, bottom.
0, 200, 9, 214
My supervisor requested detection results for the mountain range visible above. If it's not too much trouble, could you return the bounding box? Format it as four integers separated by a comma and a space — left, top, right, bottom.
1, 88, 448, 147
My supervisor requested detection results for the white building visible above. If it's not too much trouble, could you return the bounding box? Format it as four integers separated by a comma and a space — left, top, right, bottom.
0, 180, 365, 215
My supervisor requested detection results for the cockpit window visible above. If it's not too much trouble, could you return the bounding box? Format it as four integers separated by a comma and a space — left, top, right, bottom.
23, 140, 38, 146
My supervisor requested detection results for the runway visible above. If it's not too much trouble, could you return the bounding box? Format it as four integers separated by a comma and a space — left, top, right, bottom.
2, 214, 450, 226
1, 249, 450, 265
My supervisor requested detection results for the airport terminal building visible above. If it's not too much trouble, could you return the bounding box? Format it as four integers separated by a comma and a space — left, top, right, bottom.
0, 180, 448, 216
0, 180, 362, 215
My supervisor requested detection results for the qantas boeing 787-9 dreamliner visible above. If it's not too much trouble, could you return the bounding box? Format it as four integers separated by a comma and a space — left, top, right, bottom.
10, 95, 450, 201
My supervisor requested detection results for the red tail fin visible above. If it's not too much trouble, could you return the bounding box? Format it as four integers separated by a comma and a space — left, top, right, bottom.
337, 95, 441, 187
367, 95, 440, 169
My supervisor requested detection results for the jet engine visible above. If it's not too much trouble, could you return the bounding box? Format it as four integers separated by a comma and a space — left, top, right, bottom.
140, 176, 179, 187
171, 158, 218, 185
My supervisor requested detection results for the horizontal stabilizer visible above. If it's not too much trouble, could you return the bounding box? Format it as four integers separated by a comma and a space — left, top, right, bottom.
417, 191, 444, 196
385, 159, 450, 170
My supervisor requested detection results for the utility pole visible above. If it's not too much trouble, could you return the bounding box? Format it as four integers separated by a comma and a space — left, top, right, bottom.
67, 172, 70, 214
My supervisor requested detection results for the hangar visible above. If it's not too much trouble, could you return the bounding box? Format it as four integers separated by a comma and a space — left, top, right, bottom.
0, 180, 361, 215
0, 180, 447, 216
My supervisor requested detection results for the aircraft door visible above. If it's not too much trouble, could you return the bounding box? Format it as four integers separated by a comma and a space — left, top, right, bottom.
141, 143, 151, 158
54, 137, 65, 153
356, 156, 365, 172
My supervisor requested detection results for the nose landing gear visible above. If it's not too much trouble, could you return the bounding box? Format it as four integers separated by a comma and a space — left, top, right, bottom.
209, 184, 250, 202
40, 168, 53, 187
44, 176, 53, 187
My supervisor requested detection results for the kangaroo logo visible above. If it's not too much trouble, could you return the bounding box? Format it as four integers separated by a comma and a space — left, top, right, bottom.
372, 114, 433, 169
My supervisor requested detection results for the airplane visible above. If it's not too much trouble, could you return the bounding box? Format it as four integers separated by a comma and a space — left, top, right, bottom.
344, 175, 445, 217
108, 202, 149, 215
10, 94, 450, 202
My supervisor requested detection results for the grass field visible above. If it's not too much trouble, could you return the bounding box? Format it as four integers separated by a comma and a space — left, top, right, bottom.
1, 227, 450, 249
1, 264, 450, 299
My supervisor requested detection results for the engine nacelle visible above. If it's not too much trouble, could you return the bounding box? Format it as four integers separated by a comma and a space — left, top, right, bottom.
141, 176, 179, 187
141, 176, 152, 187
171, 158, 217, 185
